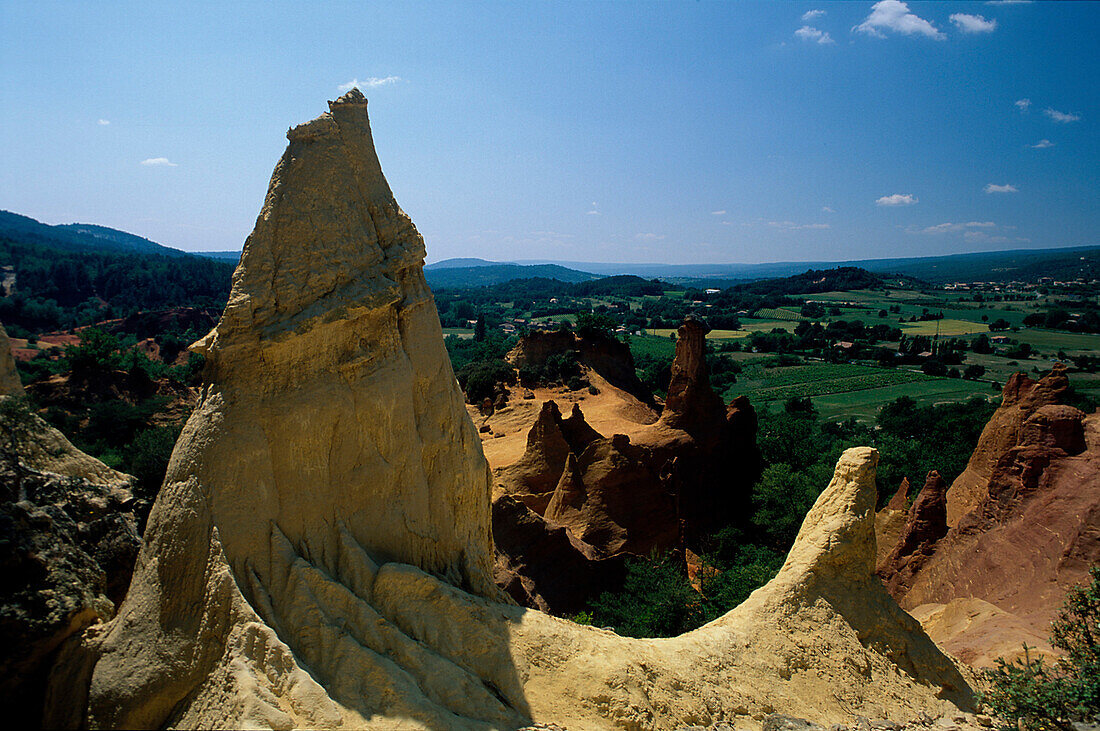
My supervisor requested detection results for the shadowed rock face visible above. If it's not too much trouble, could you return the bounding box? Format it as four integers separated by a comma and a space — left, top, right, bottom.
877, 471, 949, 596
48, 93, 977, 730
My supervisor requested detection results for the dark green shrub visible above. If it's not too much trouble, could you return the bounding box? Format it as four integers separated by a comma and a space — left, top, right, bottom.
985, 566, 1100, 730
588, 553, 702, 638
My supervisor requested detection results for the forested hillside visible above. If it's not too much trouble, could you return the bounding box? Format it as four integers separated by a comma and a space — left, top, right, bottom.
0, 234, 233, 334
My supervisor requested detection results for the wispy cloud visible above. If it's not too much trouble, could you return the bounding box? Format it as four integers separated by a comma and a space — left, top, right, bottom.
1015, 98, 1031, 112
802, 9, 825, 21
1044, 108, 1081, 123
984, 183, 1018, 194
795, 26, 834, 44
876, 193, 917, 206
635, 233, 666, 241
767, 221, 830, 231
338, 76, 402, 92
1031, 139, 1054, 149
710, 210, 727, 216
587, 201, 600, 216
950, 13, 997, 33
821, 206, 835, 213
854, 1, 944, 40
920, 221, 997, 234
140, 157, 177, 167
97, 118, 110, 126
964, 231, 1009, 243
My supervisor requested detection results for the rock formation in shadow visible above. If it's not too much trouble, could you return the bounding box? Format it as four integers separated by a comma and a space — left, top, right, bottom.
493, 317, 762, 611
46, 91, 977, 729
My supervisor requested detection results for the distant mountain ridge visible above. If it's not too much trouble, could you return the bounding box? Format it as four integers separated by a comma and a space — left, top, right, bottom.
450, 245, 1100, 285
0, 211, 242, 262
425, 262, 600, 289
4, 211, 1095, 287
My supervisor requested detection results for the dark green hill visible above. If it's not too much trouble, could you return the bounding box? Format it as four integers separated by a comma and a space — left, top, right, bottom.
730, 267, 895, 296
0, 211, 192, 258
425, 263, 600, 289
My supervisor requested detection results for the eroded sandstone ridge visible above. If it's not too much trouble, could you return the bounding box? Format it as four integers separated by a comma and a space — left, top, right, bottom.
883, 367, 1100, 667
52, 92, 977, 729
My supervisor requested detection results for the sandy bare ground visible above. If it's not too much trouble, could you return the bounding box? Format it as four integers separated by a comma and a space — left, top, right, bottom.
467, 368, 660, 470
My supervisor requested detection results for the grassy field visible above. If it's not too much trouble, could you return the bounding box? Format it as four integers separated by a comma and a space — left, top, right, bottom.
628, 333, 678, 360
1013, 328, 1100, 354
810, 379, 998, 422
899, 319, 993, 337
739, 318, 799, 333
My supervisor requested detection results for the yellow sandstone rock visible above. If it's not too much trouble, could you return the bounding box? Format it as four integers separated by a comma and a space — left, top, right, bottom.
53, 91, 977, 730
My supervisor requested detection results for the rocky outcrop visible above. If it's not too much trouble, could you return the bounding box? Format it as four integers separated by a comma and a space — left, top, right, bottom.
660, 317, 725, 440
884, 368, 1100, 666
0, 419, 138, 728
492, 494, 626, 614
494, 318, 762, 609
47, 93, 977, 729
0, 324, 25, 396
946, 364, 1072, 525
507, 329, 652, 405
877, 472, 948, 596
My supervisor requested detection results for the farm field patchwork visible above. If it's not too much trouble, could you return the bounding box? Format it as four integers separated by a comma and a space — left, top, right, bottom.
724, 363, 934, 405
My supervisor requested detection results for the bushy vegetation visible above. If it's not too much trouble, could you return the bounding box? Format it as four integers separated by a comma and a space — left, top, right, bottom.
985, 566, 1100, 730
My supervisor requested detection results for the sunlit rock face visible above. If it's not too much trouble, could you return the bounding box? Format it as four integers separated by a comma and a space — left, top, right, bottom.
53, 93, 978, 730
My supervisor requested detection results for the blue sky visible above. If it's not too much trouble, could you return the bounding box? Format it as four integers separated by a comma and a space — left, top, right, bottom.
0, 1, 1096, 264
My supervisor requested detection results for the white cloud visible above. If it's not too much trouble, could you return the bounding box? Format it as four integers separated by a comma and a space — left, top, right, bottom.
950, 13, 997, 33
1031, 139, 1054, 149
920, 221, 997, 234
1015, 98, 1031, 111
984, 183, 1018, 194
97, 118, 110, 126
767, 221, 830, 231
876, 193, 918, 206
821, 206, 835, 213
802, 9, 825, 21
795, 26, 834, 44
1044, 108, 1081, 123
854, 1, 945, 40
140, 157, 177, 167
710, 210, 727, 216
587, 201, 600, 216
338, 76, 402, 92
635, 233, 666, 241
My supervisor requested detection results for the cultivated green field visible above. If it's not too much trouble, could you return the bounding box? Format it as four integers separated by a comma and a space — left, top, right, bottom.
628, 333, 678, 359
810, 379, 998, 422
739, 318, 799, 333
899, 319, 993, 337
724, 363, 934, 405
